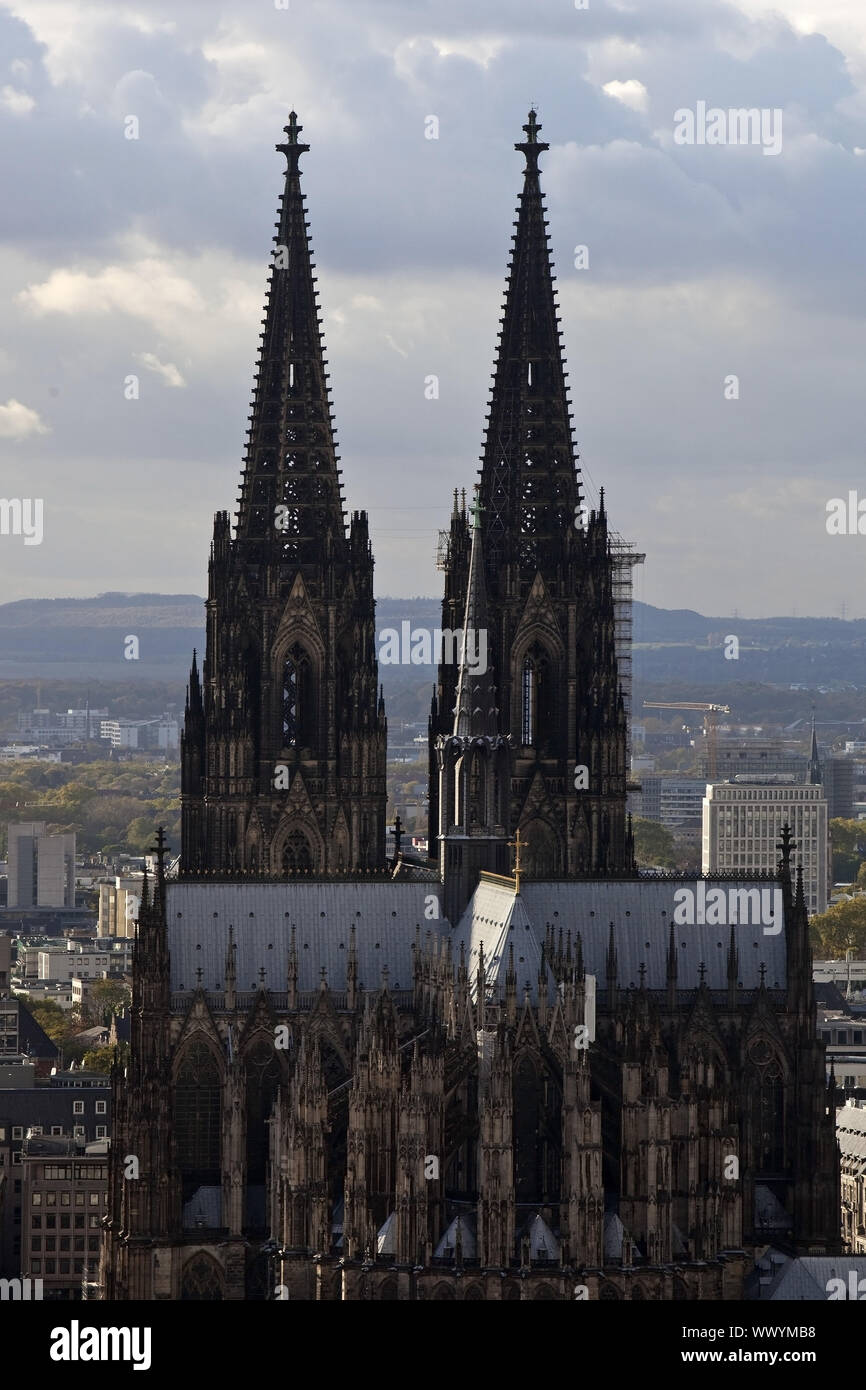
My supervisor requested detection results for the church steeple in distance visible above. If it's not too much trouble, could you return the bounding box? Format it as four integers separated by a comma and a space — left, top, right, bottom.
181, 113, 387, 879
430, 111, 632, 880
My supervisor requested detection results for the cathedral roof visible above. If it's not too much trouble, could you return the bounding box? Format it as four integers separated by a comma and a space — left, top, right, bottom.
166, 875, 788, 999
167, 880, 444, 995
521, 880, 787, 991
451, 875, 549, 1003
434, 1213, 478, 1260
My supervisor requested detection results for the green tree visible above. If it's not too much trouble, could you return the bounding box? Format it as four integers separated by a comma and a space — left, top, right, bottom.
80, 1048, 114, 1074
89, 978, 131, 1022
830, 818, 866, 883
809, 896, 866, 958
632, 817, 676, 869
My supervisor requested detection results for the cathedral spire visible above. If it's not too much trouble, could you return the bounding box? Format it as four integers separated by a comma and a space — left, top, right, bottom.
234, 111, 348, 568
452, 490, 498, 739
479, 109, 581, 582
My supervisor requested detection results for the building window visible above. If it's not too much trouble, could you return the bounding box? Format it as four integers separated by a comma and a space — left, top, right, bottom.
281, 643, 314, 748
72, 1101, 84, 1115
12, 1127, 22, 1140
95, 1126, 107, 1139
12, 1152, 21, 1165
31, 1260, 41, 1274
95, 1101, 106, 1115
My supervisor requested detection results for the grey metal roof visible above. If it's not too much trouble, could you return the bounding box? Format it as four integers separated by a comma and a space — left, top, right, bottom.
166, 875, 788, 1000
451, 877, 548, 1002
166, 881, 444, 994
521, 880, 788, 990
757, 1255, 866, 1300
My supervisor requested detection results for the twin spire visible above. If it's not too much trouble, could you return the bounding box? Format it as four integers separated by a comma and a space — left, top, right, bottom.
235, 111, 349, 570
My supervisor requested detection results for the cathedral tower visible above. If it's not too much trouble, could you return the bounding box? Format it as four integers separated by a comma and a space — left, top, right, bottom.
181, 113, 387, 877
430, 111, 633, 880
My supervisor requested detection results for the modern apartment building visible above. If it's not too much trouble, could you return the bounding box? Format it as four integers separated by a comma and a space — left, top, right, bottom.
19, 1137, 109, 1299
703, 777, 829, 913
0, 1076, 110, 1281
96, 875, 143, 939
6, 823, 75, 908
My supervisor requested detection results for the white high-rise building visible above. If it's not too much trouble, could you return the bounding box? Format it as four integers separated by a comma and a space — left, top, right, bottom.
6, 822, 76, 908
702, 777, 829, 914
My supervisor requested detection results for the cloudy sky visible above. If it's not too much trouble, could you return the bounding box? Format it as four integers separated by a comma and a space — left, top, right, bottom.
0, 0, 864, 617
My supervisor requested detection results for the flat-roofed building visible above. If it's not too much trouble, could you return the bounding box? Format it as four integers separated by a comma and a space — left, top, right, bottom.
703, 777, 829, 914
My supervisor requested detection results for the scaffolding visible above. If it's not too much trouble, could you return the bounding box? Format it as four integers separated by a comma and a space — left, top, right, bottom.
609, 533, 646, 768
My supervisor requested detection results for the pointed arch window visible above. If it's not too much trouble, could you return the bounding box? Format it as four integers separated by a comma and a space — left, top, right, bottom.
282, 643, 314, 748
468, 746, 486, 826
245, 1038, 283, 1188
282, 829, 312, 874
181, 1254, 224, 1302
520, 644, 554, 750
747, 1039, 785, 1172
175, 1039, 221, 1197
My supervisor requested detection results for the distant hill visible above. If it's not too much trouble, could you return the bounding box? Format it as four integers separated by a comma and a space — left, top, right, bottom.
0, 594, 862, 728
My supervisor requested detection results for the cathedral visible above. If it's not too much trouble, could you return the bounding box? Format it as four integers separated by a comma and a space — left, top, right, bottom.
99, 111, 840, 1302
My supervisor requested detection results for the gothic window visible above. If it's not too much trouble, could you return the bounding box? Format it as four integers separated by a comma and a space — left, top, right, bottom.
245, 1038, 283, 1188
174, 1039, 221, 1196
522, 658, 535, 745
512, 1054, 562, 1204
282, 829, 313, 874
520, 643, 553, 748
281, 643, 314, 748
181, 1253, 224, 1301
468, 747, 486, 826
747, 1040, 785, 1171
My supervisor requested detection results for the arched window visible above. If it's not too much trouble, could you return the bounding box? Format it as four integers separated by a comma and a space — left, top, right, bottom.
468, 747, 486, 826
282, 829, 313, 874
282, 643, 314, 748
245, 1038, 283, 1188
748, 1042, 785, 1171
174, 1039, 222, 1198
512, 1054, 562, 1204
181, 1253, 224, 1301
520, 643, 553, 748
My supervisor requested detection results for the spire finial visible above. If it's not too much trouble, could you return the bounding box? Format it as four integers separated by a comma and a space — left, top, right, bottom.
469, 484, 483, 532
277, 110, 310, 172
508, 826, 524, 893
516, 108, 549, 172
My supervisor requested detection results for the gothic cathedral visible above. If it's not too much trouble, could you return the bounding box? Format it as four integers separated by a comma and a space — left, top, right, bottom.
100, 111, 839, 1303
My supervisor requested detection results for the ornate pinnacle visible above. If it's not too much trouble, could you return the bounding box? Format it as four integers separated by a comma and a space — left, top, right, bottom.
276, 110, 310, 172
515, 108, 549, 172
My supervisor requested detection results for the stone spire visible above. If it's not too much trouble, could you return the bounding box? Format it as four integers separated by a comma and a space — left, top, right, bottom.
234, 111, 349, 569
478, 109, 582, 584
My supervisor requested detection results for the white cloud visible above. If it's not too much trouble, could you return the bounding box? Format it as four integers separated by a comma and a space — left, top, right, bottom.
0, 398, 50, 439
136, 352, 186, 388
18, 258, 203, 328
602, 79, 648, 112
1, 85, 35, 115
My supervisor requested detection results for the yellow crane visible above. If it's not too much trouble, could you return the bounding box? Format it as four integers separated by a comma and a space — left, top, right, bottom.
642, 701, 732, 778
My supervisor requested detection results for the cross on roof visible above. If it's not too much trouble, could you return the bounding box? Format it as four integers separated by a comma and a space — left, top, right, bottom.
508, 827, 524, 893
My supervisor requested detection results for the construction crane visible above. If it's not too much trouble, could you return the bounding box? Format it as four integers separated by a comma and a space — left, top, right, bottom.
642, 701, 732, 778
